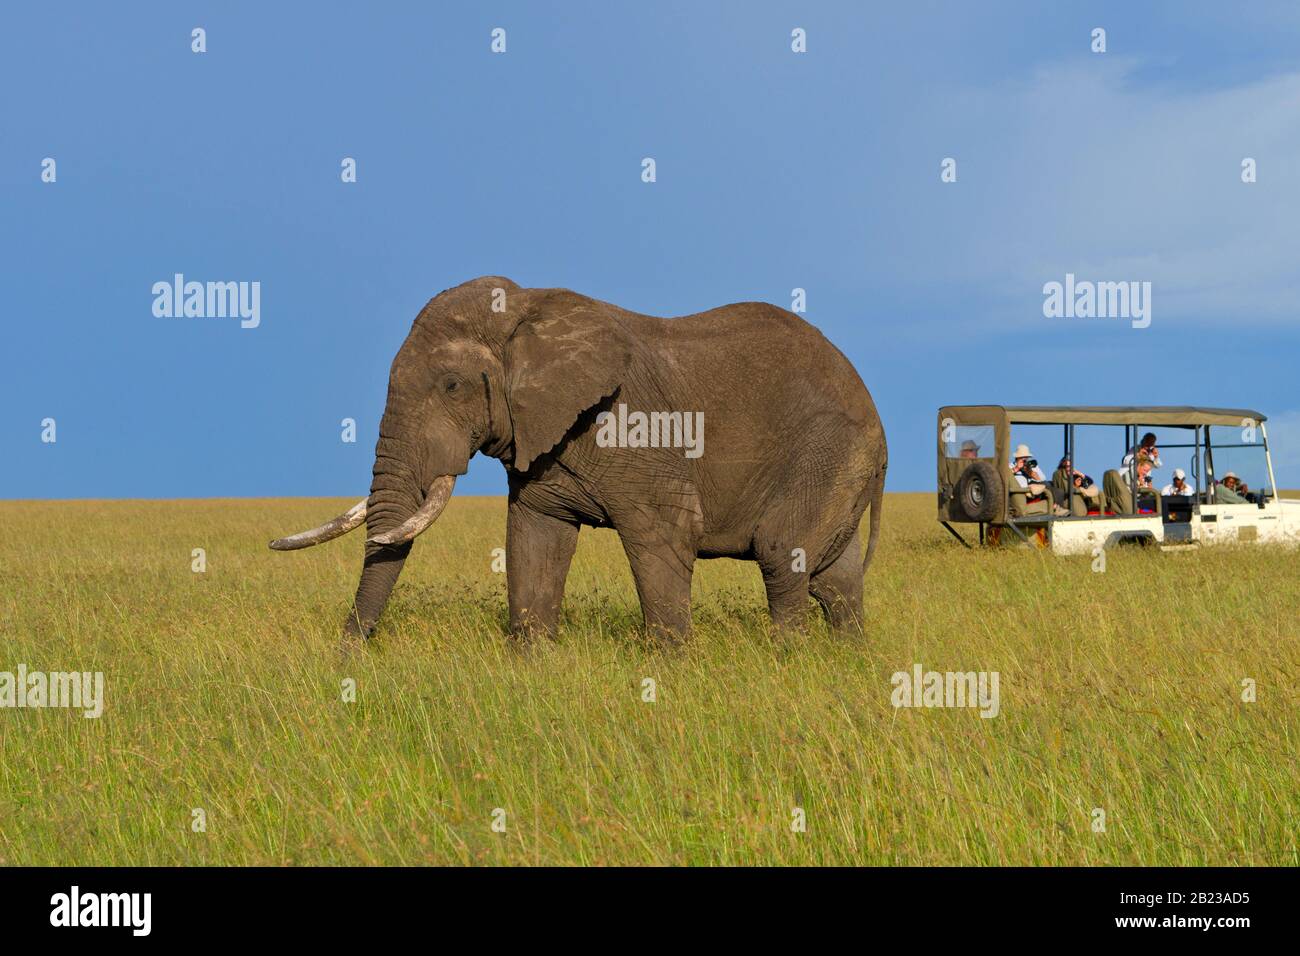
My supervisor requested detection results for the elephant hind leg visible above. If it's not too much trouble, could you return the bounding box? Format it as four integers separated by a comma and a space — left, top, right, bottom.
752, 431, 866, 631
809, 528, 864, 632
753, 520, 814, 630
758, 559, 812, 630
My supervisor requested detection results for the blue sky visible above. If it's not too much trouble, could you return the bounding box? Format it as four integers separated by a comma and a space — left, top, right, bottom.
3, 1, 1298, 498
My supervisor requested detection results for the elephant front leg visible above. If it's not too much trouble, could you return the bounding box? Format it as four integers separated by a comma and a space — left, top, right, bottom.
619, 534, 695, 643
506, 503, 580, 640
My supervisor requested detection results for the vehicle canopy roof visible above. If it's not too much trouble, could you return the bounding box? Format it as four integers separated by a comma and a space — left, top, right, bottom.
940, 405, 1266, 427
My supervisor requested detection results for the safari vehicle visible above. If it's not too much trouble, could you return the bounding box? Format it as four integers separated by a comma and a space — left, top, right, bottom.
936, 406, 1300, 554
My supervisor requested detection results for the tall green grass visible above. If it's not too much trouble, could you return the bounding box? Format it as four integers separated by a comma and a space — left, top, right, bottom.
0, 494, 1295, 865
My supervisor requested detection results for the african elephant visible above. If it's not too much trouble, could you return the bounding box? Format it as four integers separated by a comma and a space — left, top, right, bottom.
271, 277, 887, 641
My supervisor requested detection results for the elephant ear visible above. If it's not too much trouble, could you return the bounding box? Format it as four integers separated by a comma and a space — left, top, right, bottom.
504, 291, 633, 473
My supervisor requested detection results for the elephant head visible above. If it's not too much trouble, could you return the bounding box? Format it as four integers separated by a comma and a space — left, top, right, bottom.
270, 276, 632, 638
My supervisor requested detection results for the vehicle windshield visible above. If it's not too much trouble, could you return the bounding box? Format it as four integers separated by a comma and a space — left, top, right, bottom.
1207, 425, 1273, 497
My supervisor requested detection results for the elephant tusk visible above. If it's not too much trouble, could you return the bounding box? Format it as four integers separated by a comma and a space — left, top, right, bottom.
269, 498, 368, 551
367, 475, 456, 546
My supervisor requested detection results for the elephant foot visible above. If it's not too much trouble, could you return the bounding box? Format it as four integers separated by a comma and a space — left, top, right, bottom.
342, 609, 376, 642
641, 619, 690, 649
507, 619, 560, 648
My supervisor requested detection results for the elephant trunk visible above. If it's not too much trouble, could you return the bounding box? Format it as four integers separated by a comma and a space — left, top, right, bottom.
344, 438, 455, 638
271, 431, 461, 639
345, 535, 413, 639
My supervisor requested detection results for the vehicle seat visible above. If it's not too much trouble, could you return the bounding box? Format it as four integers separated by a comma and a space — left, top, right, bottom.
1103, 469, 1132, 514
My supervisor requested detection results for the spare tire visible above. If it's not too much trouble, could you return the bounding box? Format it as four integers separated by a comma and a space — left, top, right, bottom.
953, 461, 1002, 523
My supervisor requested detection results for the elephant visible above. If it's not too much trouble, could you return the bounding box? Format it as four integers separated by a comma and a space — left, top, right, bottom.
271, 276, 887, 642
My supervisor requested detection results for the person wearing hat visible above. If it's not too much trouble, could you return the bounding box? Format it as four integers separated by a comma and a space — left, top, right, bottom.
1160, 468, 1195, 497
1008, 443, 1062, 515
1215, 471, 1249, 504
959, 439, 980, 459
1010, 444, 1046, 486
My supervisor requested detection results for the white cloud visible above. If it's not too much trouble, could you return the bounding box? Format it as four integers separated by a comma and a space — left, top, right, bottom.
878, 60, 1300, 327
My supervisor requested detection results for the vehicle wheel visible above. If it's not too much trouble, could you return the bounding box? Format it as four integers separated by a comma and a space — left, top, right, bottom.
954, 462, 1002, 523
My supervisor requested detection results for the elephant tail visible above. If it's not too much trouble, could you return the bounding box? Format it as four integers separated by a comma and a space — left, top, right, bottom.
862, 465, 886, 580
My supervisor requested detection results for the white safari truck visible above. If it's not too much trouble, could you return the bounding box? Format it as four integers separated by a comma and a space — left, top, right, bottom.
936, 405, 1300, 554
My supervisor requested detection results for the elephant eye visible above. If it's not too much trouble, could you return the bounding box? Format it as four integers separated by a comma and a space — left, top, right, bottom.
442, 376, 461, 394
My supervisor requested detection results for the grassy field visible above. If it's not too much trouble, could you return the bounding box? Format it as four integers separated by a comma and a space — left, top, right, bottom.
0, 493, 1296, 866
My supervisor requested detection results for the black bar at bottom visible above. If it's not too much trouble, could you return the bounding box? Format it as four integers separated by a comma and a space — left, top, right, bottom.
0, 866, 1284, 941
